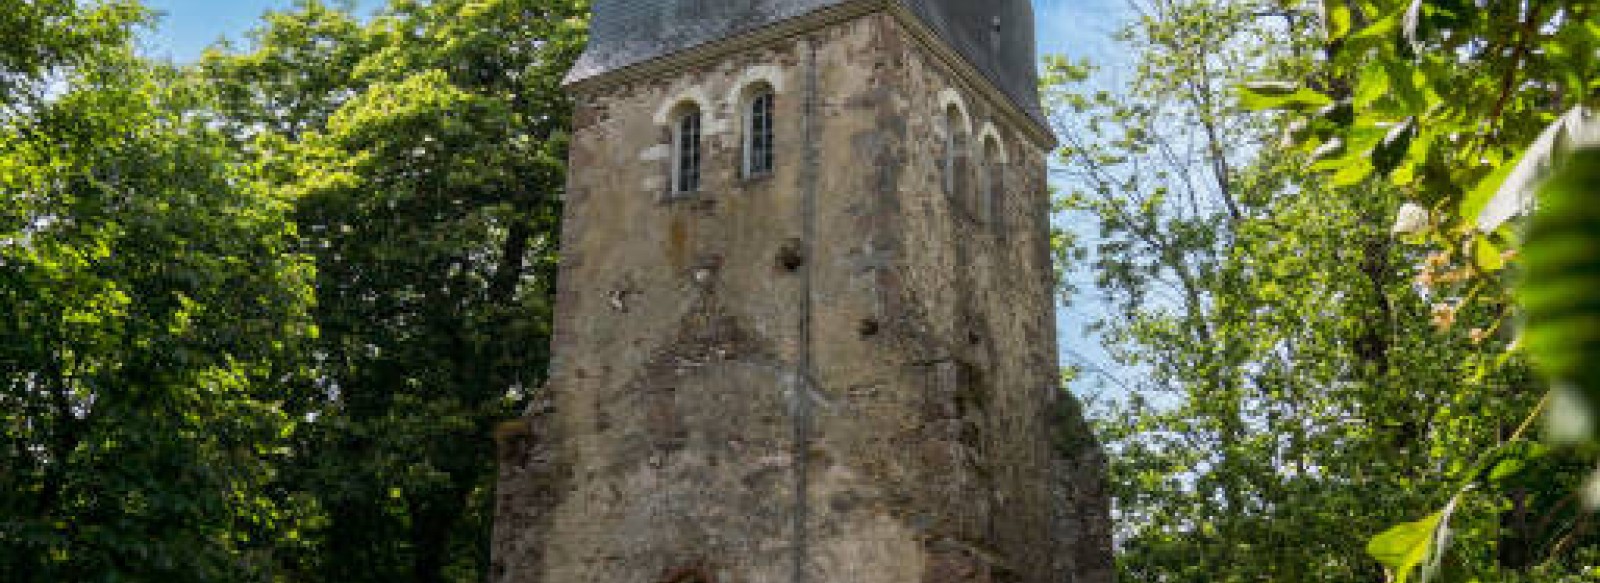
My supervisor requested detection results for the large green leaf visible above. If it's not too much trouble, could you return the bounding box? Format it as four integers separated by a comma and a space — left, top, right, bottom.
1367, 511, 1444, 583
1520, 147, 1600, 422
1461, 157, 1516, 228
1474, 107, 1599, 232
1237, 81, 1334, 112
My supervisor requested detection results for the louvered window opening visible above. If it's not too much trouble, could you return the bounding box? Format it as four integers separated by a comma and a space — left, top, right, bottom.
675, 111, 702, 194
746, 92, 775, 176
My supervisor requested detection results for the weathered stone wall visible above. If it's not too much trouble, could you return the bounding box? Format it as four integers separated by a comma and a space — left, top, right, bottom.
492, 10, 1108, 583
877, 15, 1073, 580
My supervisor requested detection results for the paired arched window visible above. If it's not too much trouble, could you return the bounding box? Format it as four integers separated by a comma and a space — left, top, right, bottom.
671, 104, 702, 195
979, 136, 1004, 226
662, 81, 778, 196
943, 89, 1008, 229
942, 104, 970, 199
743, 85, 775, 177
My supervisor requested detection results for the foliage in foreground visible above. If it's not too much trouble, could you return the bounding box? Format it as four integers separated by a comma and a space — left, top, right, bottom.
1055, 0, 1600, 580
1246, 1, 1600, 581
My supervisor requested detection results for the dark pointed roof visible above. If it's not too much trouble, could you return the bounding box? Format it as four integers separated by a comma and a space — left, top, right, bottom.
566, 0, 1045, 127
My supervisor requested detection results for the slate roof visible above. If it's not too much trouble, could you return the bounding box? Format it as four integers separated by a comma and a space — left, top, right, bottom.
566, 0, 1046, 127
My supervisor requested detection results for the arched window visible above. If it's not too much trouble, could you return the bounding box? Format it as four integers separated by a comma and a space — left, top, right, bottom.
943, 104, 970, 203
742, 86, 775, 177
671, 104, 703, 195
981, 136, 1003, 226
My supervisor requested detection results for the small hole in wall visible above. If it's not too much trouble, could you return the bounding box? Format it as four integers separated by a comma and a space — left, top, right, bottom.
776, 239, 805, 272
859, 319, 881, 338
660, 563, 716, 583
967, 331, 982, 345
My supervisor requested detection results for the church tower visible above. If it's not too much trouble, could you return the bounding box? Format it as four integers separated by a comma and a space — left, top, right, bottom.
492, 1, 1111, 581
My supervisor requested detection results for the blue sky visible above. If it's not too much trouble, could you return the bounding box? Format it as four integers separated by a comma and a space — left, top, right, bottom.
1034, 0, 1129, 63
142, 0, 1128, 64
140, 0, 384, 61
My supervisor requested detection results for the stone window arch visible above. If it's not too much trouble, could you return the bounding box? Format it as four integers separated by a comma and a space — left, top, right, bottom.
669, 101, 703, 195
942, 103, 971, 203
740, 82, 776, 177
977, 123, 1009, 228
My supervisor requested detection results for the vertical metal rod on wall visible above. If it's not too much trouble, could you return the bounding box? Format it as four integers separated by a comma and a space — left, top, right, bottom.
791, 34, 821, 583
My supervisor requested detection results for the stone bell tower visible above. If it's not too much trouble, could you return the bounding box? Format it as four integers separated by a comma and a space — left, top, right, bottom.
491, 1, 1112, 581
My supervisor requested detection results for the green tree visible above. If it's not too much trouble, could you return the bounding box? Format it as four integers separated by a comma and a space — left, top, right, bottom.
197, 1, 586, 580
1045, 0, 1554, 579
198, 0, 376, 141
1243, 1, 1600, 580
0, 5, 317, 580
0, 0, 144, 103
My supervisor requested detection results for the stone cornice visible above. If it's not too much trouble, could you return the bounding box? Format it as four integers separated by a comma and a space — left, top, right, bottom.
563, 0, 1058, 149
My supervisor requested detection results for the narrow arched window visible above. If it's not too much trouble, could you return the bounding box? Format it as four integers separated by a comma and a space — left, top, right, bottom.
943, 104, 969, 201
672, 105, 702, 195
981, 137, 1003, 226
743, 88, 775, 177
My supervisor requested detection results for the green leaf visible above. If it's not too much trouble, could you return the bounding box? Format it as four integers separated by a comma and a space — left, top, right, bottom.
1325, 0, 1353, 42
1473, 236, 1505, 273
1488, 457, 1524, 483
1346, 12, 1401, 54
1520, 147, 1600, 421
1238, 82, 1334, 112
1331, 158, 1374, 188
1367, 511, 1444, 583
1486, 441, 1547, 483
1459, 160, 1515, 226
1372, 119, 1416, 176
1476, 107, 1599, 232
1382, 59, 1426, 112
1315, 99, 1356, 128
1354, 63, 1392, 109
1401, 0, 1424, 55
